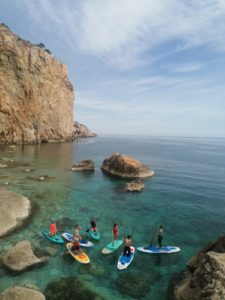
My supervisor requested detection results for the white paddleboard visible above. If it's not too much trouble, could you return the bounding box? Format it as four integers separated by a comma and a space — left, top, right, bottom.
62, 232, 93, 247
137, 245, 180, 254
117, 246, 135, 270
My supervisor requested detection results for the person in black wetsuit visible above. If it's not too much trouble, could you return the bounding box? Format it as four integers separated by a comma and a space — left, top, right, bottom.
158, 225, 164, 248
123, 235, 132, 257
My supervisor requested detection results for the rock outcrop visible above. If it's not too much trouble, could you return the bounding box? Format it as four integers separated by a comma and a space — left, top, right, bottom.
101, 153, 155, 179
172, 235, 225, 300
1, 240, 48, 272
74, 121, 96, 138
125, 179, 145, 192
0, 188, 31, 237
0, 286, 46, 300
0, 23, 75, 144
70, 159, 94, 171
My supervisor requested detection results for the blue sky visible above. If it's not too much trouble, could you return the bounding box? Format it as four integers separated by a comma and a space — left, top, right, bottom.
1, 0, 225, 137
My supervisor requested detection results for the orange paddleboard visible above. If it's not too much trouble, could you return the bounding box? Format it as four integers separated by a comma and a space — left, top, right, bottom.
66, 243, 90, 264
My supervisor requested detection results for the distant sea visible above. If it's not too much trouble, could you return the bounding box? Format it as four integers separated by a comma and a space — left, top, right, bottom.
0, 136, 225, 299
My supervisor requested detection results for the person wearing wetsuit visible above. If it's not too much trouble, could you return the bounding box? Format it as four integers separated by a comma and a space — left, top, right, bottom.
123, 235, 132, 257
158, 225, 164, 248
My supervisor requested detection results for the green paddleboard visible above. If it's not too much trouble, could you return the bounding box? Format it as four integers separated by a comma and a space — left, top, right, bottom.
102, 240, 123, 254
41, 229, 64, 244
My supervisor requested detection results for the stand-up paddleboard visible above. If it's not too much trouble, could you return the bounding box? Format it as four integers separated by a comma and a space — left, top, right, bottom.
102, 240, 123, 254
117, 246, 135, 270
41, 229, 64, 244
62, 233, 93, 247
89, 229, 100, 241
66, 243, 90, 264
137, 246, 180, 254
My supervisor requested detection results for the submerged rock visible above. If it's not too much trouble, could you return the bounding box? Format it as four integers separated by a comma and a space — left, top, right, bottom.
101, 153, 155, 179
172, 235, 225, 300
0, 188, 31, 237
45, 276, 105, 300
126, 179, 145, 192
0, 240, 48, 272
70, 159, 94, 171
0, 286, 45, 300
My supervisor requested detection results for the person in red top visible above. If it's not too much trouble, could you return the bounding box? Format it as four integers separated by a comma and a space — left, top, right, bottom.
49, 221, 57, 236
112, 223, 119, 246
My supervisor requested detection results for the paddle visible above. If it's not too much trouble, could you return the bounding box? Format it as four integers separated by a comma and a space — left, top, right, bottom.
149, 225, 158, 249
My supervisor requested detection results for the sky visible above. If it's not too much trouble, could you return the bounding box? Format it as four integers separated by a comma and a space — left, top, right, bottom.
0, 0, 225, 137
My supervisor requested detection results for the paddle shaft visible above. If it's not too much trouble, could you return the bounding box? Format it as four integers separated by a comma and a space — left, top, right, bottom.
150, 225, 158, 248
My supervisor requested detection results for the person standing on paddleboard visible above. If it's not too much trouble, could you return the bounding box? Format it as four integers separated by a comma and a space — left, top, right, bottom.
123, 235, 132, 257
158, 225, 164, 248
90, 219, 97, 232
112, 223, 119, 246
49, 221, 57, 236
72, 224, 82, 252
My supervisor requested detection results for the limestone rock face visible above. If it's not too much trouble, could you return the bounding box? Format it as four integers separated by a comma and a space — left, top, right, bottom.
0, 286, 46, 300
1, 240, 48, 272
101, 153, 155, 179
74, 121, 96, 138
173, 236, 225, 300
0, 23, 74, 144
70, 159, 94, 171
0, 188, 31, 237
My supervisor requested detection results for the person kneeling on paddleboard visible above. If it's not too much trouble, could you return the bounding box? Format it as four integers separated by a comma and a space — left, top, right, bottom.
158, 225, 164, 248
123, 235, 132, 257
49, 221, 57, 236
112, 223, 119, 246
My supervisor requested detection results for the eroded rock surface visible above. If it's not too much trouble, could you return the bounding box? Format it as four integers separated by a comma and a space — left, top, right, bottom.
101, 153, 154, 179
173, 235, 225, 300
0, 286, 45, 300
1, 240, 48, 272
0, 23, 74, 144
0, 188, 31, 237
70, 159, 94, 171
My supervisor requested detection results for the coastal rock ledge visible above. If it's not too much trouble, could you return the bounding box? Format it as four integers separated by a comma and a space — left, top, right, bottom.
1, 240, 48, 272
0, 188, 31, 237
101, 153, 154, 179
172, 235, 225, 300
0, 23, 74, 144
0, 286, 46, 300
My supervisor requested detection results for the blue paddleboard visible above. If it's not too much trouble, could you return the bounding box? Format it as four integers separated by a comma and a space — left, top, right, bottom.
62, 232, 93, 247
137, 245, 180, 254
117, 246, 135, 270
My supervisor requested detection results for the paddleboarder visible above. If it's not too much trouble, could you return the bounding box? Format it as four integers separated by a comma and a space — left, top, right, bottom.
112, 223, 119, 246
123, 235, 132, 257
158, 225, 164, 248
90, 219, 97, 232
72, 224, 82, 252
49, 221, 57, 236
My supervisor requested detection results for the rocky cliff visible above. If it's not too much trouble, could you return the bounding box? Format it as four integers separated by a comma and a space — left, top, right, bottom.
0, 23, 75, 144
172, 236, 225, 300
74, 121, 96, 138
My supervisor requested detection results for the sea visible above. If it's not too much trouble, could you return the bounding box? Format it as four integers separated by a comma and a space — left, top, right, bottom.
0, 135, 225, 299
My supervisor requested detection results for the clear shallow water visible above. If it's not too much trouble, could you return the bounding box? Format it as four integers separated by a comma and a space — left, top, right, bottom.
0, 136, 225, 299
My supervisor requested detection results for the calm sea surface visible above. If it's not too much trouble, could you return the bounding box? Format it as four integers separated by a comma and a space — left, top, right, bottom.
0, 136, 225, 299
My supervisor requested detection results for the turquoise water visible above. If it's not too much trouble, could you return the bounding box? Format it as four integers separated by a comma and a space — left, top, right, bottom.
0, 136, 225, 299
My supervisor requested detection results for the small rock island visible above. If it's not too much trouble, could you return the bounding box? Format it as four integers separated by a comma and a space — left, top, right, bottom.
101, 153, 155, 179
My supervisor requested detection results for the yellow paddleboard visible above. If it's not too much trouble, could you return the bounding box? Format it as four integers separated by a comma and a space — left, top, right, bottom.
66, 243, 90, 264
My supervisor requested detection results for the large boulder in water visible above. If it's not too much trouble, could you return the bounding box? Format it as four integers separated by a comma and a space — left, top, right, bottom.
0, 188, 31, 237
1, 240, 48, 272
172, 235, 225, 300
101, 153, 154, 179
0, 286, 45, 300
